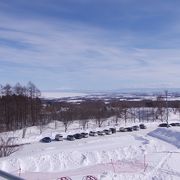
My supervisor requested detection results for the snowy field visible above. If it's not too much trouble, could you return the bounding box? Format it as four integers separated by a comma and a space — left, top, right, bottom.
41, 91, 88, 99
41, 91, 180, 101
0, 114, 180, 180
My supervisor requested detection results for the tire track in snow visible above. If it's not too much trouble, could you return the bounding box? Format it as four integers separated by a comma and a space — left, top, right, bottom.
157, 152, 180, 179
143, 152, 172, 180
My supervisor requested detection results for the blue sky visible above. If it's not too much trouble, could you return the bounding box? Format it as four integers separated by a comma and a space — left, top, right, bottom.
1, 0, 180, 91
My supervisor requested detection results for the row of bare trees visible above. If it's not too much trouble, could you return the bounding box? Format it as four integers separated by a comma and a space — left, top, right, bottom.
41, 97, 180, 132
0, 82, 41, 132
41, 100, 114, 132
1, 82, 180, 133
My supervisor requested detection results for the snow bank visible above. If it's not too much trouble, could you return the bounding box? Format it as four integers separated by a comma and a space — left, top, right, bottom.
148, 127, 180, 148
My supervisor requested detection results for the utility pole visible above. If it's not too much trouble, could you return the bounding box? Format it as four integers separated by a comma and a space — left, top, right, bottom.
165, 90, 169, 126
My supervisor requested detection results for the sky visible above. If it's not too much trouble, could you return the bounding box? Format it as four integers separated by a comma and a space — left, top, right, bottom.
1, 0, 180, 92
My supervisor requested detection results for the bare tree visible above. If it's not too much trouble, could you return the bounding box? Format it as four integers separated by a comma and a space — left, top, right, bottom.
0, 137, 18, 157
79, 119, 89, 130
156, 95, 165, 121
61, 106, 74, 132
1, 84, 12, 96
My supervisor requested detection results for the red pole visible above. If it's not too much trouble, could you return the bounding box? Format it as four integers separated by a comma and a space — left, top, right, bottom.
144, 154, 146, 172
111, 159, 116, 173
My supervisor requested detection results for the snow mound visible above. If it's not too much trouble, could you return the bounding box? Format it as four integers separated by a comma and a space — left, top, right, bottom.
0, 146, 142, 173
148, 127, 180, 148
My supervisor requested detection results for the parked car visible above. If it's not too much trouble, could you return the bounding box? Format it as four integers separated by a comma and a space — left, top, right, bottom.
175, 123, 180, 126
74, 133, 83, 139
119, 127, 127, 132
97, 131, 105, 136
125, 127, 133, 132
55, 134, 63, 141
103, 129, 112, 135
170, 122, 180, 126
170, 123, 176, 126
81, 132, 89, 138
158, 123, 171, 128
41, 137, 52, 143
132, 125, 140, 131
109, 128, 116, 133
89, 131, 98, 136
139, 124, 147, 129
67, 135, 75, 141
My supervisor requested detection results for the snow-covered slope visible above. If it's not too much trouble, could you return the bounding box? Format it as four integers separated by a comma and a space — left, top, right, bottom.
1, 113, 180, 180
148, 127, 180, 148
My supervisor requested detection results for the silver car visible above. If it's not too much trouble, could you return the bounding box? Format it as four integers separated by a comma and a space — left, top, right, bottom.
67, 135, 75, 141
119, 127, 127, 132
89, 131, 98, 136
97, 131, 105, 136
55, 134, 63, 141
103, 129, 112, 135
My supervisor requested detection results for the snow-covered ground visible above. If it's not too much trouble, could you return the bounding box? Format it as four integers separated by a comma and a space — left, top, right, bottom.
0, 114, 180, 180
42, 91, 88, 99
41, 91, 180, 101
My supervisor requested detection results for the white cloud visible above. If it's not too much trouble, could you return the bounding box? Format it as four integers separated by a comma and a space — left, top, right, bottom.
1, 14, 180, 90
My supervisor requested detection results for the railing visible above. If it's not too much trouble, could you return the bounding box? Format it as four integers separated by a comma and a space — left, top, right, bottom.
0, 170, 24, 180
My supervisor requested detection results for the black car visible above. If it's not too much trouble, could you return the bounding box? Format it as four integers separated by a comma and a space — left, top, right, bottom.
74, 133, 83, 139
158, 123, 171, 128
132, 125, 140, 131
41, 137, 52, 143
125, 127, 133, 132
109, 128, 116, 134
170, 122, 180, 126
170, 123, 176, 126
175, 123, 180, 126
81, 132, 89, 138
139, 124, 147, 129
67, 135, 75, 141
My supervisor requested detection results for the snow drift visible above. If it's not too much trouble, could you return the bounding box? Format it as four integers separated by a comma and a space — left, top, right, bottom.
0, 145, 142, 173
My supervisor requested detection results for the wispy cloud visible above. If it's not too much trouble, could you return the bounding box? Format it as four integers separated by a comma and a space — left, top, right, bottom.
0, 1, 180, 90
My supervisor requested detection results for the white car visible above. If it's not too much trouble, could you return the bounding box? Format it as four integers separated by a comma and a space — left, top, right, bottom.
89, 131, 98, 136
55, 134, 63, 141
97, 131, 105, 136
